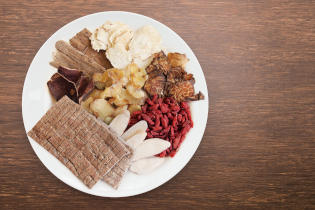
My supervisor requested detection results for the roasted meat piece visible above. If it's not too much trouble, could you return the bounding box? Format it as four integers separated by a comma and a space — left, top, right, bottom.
166, 80, 195, 102
145, 50, 203, 102
167, 52, 189, 69
47, 73, 78, 102
189, 91, 205, 101
165, 66, 196, 100
144, 70, 166, 97
145, 51, 171, 75
47, 66, 94, 103
167, 66, 195, 84
182, 72, 195, 83
57, 66, 83, 83
167, 66, 185, 84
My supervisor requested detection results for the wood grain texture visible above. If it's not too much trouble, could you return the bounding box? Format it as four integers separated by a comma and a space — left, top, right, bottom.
1, 0, 315, 209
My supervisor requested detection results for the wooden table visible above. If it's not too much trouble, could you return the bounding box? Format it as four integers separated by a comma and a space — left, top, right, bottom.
1, 0, 314, 209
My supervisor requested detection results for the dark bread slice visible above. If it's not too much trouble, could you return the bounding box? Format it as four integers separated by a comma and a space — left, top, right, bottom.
28, 96, 130, 189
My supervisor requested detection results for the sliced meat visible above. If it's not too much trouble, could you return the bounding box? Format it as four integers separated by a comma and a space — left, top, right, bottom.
188, 91, 205, 101
145, 51, 171, 75
58, 66, 83, 83
48, 66, 94, 103
144, 70, 166, 97
166, 80, 195, 102
167, 66, 185, 84
47, 73, 78, 102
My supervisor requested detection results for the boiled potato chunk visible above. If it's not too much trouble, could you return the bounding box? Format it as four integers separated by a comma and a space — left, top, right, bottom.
108, 95, 130, 106
128, 104, 141, 115
109, 88, 147, 106
126, 83, 145, 99
93, 73, 110, 90
88, 89, 103, 99
80, 97, 94, 114
100, 82, 124, 99
93, 68, 125, 91
114, 105, 128, 117
107, 68, 124, 83
90, 99, 115, 121
128, 63, 147, 89
104, 116, 114, 125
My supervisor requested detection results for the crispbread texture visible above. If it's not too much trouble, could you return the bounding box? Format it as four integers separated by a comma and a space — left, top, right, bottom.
27, 96, 129, 189
102, 141, 134, 189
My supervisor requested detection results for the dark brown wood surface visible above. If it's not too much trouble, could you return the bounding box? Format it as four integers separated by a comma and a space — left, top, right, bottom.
1, 0, 314, 209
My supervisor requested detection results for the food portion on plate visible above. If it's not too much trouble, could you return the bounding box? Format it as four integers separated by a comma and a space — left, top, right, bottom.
27, 96, 134, 189
47, 66, 94, 103
90, 21, 164, 69
28, 21, 204, 190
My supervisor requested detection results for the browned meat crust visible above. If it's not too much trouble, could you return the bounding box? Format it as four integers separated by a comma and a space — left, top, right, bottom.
47, 66, 94, 103
167, 66, 185, 84
144, 69, 166, 97
145, 51, 171, 75
144, 51, 204, 102
166, 80, 195, 102
167, 52, 189, 69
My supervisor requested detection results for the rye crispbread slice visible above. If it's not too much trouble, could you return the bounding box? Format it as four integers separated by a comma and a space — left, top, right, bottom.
102, 141, 134, 189
27, 96, 130, 189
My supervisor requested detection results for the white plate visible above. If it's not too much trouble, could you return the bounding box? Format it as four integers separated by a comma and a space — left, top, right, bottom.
22, 11, 208, 197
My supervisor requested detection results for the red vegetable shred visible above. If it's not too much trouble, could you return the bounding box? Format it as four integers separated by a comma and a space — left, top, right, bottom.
127, 94, 193, 157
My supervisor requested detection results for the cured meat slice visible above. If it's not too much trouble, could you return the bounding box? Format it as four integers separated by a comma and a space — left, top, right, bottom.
48, 66, 94, 103
47, 73, 78, 102
58, 66, 83, 83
